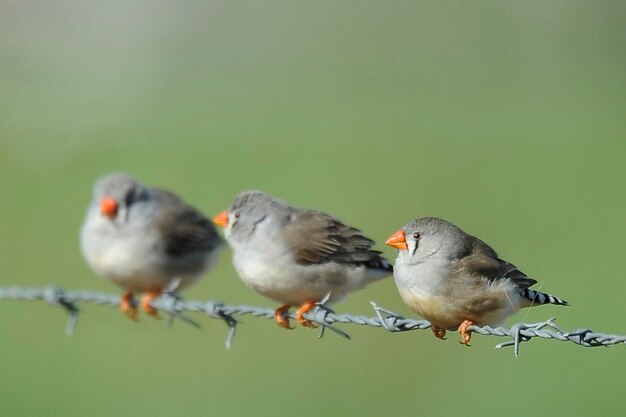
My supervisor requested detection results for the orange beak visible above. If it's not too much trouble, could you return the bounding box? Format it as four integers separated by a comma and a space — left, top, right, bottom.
385, 229, 408, 250
100, 197, 119, 218
213, 210, 229, 228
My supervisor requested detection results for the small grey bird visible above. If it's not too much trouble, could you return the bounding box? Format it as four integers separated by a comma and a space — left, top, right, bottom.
213, 191, 392, 329
386, 217, 567, 344
80, 173, 224, 319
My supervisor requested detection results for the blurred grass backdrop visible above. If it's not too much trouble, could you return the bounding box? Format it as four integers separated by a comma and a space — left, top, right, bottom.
1, 1, 625, 416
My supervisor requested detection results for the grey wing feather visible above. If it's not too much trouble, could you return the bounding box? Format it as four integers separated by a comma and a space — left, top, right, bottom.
153, 190, 224, 257
282, 209, 392, 271
454, 237, 537, 290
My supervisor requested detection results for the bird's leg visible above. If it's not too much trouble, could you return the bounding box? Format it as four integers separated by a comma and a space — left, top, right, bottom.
296, 301, 318, 329
431, 324, 447, 340
458, 320, 475, 345
120, 292, 138, 320
141, 290, 163, 319
273, 304, 294, 329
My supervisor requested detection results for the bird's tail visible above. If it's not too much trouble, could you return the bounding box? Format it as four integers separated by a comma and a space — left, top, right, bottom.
364, 255, 393, 282
521, 288, 568, 306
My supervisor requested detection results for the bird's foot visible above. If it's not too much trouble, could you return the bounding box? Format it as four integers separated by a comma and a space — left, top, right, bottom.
458, 320, 475, 345
141, 290, 162, 319
431, 324, 447, 340
296, 301, 319, 329
273, 305, 294, 329
120, 292, 138, 320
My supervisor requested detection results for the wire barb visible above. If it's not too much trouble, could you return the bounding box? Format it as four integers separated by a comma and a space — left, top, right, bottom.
42, 286, 80, 336
0, 286, 624, 356
308, 293, 350, 340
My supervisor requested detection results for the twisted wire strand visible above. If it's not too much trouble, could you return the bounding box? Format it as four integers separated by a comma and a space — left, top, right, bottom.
0, 286, 624, 356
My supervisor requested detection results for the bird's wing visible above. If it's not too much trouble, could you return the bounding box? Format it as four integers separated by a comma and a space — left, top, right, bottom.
281, 209, 391, 271
152, 190, 224, 257
453, 237, 537, 290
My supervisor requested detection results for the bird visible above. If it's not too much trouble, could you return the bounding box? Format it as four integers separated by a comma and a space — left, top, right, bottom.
80, 173, 224, 319
385, 217, 567, 345
213, 191, 392, 329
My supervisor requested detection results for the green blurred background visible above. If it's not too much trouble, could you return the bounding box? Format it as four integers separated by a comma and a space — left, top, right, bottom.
1, 1, 625, 416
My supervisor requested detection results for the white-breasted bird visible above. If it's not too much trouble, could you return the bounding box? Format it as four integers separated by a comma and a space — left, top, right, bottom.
80, 173, 224, 319
386, 217, 567, 344
213, 191, 392, 329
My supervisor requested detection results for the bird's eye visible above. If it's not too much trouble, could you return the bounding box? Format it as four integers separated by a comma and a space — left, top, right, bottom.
235, 213, 241, 219
413, 233, 421, 240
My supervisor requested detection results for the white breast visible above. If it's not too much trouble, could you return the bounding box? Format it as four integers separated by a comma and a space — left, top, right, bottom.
393, 256, 451, 298
80, 207, 207, 292
231, 240, 384, 306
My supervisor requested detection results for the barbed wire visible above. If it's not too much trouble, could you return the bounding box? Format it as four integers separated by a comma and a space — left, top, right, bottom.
0, 285, 624, 357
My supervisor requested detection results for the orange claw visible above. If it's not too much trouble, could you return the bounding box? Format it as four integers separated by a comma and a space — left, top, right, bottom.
296, 301, 318, 329
431, 324, 447, 340
120, 292, 138, 320
458, 320, 475, 345
141, 290, 162, 319
273, 305, 294, 329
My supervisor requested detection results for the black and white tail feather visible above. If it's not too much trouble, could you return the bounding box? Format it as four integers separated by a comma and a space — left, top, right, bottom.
521, 288, 568, 306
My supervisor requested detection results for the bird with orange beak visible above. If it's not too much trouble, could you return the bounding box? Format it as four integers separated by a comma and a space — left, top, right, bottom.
80, 173, 224, 319
386, 217, 567, 345
214, 191, 392, 329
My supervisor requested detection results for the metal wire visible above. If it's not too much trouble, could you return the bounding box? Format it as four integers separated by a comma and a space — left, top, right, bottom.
0, 285, 624, 356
